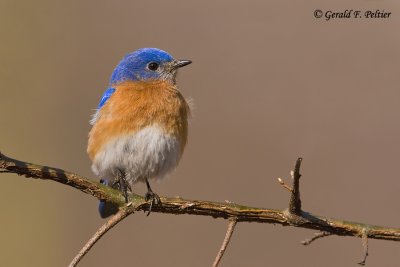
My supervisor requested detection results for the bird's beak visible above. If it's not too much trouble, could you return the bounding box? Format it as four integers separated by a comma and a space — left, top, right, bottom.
172, 60, 192, 69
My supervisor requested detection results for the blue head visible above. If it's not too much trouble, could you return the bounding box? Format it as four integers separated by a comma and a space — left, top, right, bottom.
109, 48, 191, 85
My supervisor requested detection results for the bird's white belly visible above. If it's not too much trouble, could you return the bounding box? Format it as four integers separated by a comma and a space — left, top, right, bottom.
92, 124, 181, 184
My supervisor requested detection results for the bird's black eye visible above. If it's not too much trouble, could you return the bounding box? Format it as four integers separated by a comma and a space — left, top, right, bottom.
148, 62, 159, 71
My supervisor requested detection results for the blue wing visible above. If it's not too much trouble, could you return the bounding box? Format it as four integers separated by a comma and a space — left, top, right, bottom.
90, 87, 116, 125
97, 87, 116, 109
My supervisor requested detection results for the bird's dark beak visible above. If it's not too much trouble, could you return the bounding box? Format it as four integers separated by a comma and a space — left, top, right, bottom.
172, 60, 192, 69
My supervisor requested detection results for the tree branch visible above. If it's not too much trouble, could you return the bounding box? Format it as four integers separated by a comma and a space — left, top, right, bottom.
212, 218, 238, 267
1, 152, 399, 265
358, 229, 369, 265
68, 208, 132, 267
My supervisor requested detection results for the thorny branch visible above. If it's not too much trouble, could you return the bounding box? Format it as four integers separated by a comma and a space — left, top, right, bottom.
1, 152, 399, 266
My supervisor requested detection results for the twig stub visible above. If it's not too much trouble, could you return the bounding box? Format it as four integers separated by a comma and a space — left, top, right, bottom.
278, 177, 293, 192
301, 231, 332, 246
289, 157, 303, 214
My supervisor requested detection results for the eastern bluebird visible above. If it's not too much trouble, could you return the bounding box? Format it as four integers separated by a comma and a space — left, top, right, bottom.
87, 48, 192, 218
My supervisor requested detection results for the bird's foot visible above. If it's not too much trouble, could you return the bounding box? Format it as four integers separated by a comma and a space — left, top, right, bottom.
144, 190, 161, 216
112, 170, 131, 203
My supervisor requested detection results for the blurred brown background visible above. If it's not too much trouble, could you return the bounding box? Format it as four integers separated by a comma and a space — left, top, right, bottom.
1, 1, 399, 266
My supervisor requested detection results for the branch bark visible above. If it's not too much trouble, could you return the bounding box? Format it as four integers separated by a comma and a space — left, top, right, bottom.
1, 152, 399, 265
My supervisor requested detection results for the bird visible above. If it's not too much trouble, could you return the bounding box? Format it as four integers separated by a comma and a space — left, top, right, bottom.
87, 48, 192, 218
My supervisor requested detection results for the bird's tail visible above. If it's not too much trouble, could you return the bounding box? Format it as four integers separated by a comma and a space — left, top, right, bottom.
98, 179, 119, 218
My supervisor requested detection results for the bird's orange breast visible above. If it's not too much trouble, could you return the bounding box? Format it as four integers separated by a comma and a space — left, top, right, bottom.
87, 80, 190, 160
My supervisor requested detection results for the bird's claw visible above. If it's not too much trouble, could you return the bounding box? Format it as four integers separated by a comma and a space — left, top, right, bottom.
112, 170, 131, 203
144, 191, 161, 216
